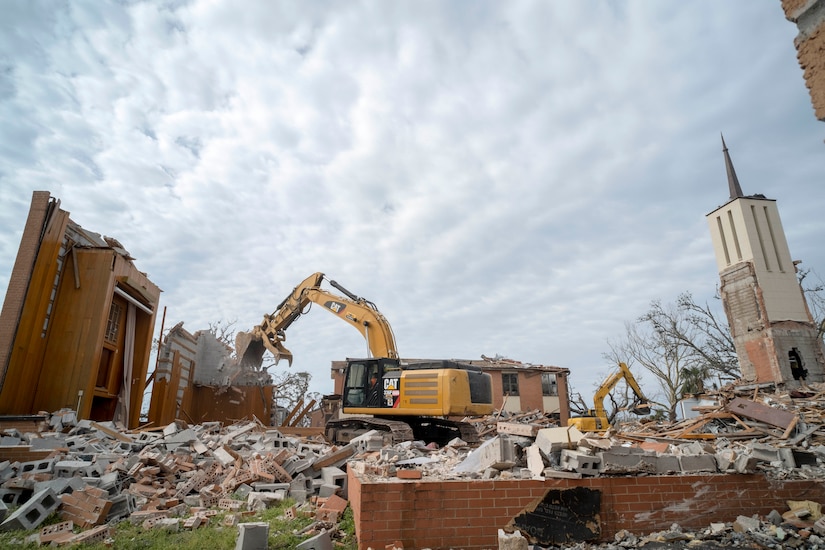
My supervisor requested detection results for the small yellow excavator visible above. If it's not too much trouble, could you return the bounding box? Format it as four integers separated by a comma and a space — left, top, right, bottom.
235, 273, 493, 445
568, 362, 650, 432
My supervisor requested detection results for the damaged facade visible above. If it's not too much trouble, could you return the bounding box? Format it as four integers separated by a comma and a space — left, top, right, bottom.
782, 0, 825, 121
706, 139, 825, 385
0, 191, 160, 429
147, 323, 275, 427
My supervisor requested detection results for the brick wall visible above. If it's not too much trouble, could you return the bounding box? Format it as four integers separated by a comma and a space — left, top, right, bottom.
348, 471, 825, 550
0, 447, 56, 463
782, 0, 825, 121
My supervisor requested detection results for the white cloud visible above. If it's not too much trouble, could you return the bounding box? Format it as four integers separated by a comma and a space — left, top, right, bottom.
1, 0, 822, 400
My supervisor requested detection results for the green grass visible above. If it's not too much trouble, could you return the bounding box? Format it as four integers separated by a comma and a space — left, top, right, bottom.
0, 499, 358, 550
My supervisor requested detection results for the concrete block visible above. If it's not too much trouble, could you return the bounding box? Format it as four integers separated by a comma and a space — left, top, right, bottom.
18, 458, 56, 475
750, 443, 781, 464
678, 454, 717, 473
235, 521, 269, 550
295, 529, 333, 550
525, 445, 545, 478
733, 515, 760, 533
535, 426, 584, 454
498, 528, 529, 550
596, 451, 655, 474
655, 455, 680, 474
0, 488, 27, 506
247, 491, 283, 510
289, 488, 307, 504
0, 488, 59, 531
778, 448, 796, 469
734, 454, 759, 474
560, 449, 601, 476
320, 466, 346, 496
54, 460, 93, 478
476, 436, 518, 470
715, 449, 736, 471
107, 493, 136, 521
251, 482, 290, 492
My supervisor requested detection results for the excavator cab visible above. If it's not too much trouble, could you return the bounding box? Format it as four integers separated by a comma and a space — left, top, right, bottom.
342, 358, 401, 409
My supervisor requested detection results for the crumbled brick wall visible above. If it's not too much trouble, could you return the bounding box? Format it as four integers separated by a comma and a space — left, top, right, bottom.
782, 0, 825, 121
0, 447, 55, 463
348, 471, 825, 550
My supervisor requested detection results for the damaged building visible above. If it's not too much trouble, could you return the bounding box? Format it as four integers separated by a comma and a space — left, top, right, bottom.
707, 138, 825, 386
0, 191, 160, 429
147, 322, 275, 427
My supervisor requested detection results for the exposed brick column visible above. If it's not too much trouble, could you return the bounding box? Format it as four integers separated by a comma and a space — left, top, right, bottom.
782, 0, 825, 121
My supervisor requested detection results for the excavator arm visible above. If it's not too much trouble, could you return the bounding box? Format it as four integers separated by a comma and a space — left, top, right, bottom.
236, 272, 398, 369
591, 362, 650, 418
570, 361, 650, 432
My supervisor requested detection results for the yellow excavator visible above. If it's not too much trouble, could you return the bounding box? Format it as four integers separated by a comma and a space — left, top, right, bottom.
568, 362, 650, 432
236, 273, 493, 445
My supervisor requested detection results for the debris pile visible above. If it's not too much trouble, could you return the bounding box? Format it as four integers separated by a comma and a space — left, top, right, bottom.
347, 383, 825, 483
503, 500, 825, 549
0, 413, 354, 546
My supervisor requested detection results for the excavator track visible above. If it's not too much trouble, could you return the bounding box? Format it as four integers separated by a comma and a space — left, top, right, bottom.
406, 417, 481, 446
325, 417, 415, 445
326, 416, 481, 447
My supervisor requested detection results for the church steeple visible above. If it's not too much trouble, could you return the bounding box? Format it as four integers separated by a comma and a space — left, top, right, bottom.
721, 134, 744, 200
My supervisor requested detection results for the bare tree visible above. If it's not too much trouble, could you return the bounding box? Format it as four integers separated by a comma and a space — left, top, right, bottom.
568, 367, 645, 425
799, 268, 825, 340
674, 292, 739, 382
270, 370, 321, 427
609, 301, 700, 422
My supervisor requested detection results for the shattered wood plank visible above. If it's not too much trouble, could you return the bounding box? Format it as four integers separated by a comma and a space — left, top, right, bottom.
282, 399, 304, 427
725, 397, 796, 430
90, 421, 132, 443
781, 415, 800, 439
288, 399, 316, 427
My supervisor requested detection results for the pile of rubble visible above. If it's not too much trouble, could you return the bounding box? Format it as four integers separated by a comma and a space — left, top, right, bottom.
501, 501, 825, 549
347, 384, 825, 483
0, 413, 355, 547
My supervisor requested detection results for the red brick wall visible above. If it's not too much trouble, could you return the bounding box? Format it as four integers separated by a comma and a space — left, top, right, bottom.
348, 471, 825, 550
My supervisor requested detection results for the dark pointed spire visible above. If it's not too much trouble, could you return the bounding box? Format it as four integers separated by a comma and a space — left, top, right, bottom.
721, 133, 744, 200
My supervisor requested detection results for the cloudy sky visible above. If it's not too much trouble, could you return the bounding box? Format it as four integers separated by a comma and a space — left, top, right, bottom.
1, 1, 823, 402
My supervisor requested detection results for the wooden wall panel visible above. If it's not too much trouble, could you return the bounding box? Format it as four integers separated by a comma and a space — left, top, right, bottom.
0, 209, 70, 413
185, 385, 272, 425
34, 249, 115, 414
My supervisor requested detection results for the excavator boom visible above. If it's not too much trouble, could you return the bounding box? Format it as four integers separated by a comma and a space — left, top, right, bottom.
236, 272, 398, 369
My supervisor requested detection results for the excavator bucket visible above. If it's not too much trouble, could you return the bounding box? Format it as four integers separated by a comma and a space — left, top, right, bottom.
631, 401, 651, 416
236, 331, 266, 369
235, 330, 293, 369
